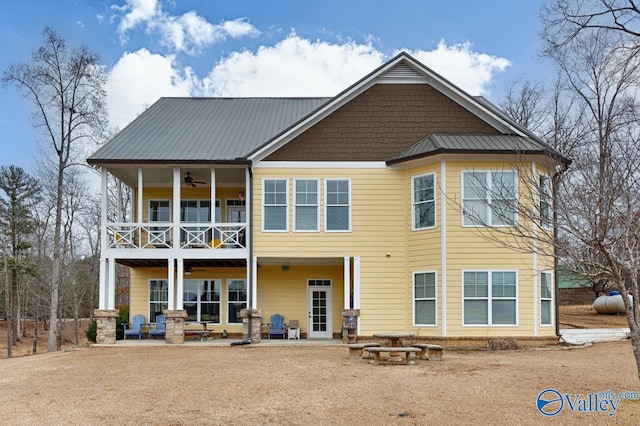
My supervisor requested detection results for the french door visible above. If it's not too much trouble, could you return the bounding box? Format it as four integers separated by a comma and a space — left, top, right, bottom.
307, 279, 332, 339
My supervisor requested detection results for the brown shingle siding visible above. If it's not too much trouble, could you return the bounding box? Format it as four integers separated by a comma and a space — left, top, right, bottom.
265, 84, 499, 162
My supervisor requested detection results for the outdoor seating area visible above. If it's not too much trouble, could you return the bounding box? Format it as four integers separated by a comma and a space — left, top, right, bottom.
349, 332, 445, 365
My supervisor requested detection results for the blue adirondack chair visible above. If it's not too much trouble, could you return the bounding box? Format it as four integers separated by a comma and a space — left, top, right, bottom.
268, 314, 286, 339
149, 314, 166, 339
123, 314, 146, 340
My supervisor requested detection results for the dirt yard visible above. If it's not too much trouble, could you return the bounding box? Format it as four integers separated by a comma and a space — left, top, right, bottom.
0, 306, 638, 425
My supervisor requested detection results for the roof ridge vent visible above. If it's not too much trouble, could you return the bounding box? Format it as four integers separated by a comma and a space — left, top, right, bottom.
379, 62, 427, 83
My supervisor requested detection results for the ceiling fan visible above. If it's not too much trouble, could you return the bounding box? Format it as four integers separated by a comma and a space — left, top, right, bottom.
185, 265, 205, 275
183, 172, 206, 187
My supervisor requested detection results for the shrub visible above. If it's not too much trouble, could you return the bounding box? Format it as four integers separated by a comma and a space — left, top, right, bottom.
116, 305, 130, 340
86, 319, 97, 343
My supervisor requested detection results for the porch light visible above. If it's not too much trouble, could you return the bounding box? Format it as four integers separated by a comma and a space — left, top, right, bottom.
238, 191, 245, 201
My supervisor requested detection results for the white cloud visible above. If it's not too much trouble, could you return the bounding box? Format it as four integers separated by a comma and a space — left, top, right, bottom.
115, 0, 159, 37
113, 0, 259, 54
403, 41, 511, 95
202, 34, 384, 97
104, 35, 510, 129
105, 48, 194, 129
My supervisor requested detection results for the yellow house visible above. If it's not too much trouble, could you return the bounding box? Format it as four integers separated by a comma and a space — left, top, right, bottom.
87, 52, 569, 344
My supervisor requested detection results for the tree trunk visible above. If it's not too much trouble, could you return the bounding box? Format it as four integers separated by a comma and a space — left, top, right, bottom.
32, 307, 38, 355
4, 257, 11, 358
47, 156, 64, 352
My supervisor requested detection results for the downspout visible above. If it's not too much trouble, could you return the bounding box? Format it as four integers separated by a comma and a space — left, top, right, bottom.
553, 163, 569, 337
247, 165, 254, 340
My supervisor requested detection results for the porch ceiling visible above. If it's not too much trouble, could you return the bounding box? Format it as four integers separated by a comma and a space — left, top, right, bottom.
257, 257, 344, 267
116, 259, 247, 268
107, 166, 246, 188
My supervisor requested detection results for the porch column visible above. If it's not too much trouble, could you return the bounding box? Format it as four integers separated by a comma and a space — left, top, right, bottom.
137, 168, 143, 225
176, 259, 184, 310
251, 256, 258, 309
107, 258, 116, 310
172, 168, 180, 249
98, 258, 107, 310
343, 256, 350, 309
167, 259, 175, 309
100, 168, 108, 252
353, 256, 361, 336
210, 168, 216, 234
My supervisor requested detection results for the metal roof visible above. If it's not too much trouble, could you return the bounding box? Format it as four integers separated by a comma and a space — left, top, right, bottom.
87, 97, 330, 164
388, 133, 562, 164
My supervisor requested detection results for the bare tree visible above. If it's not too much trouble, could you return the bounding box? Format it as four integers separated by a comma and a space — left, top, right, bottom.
2, 27, 107, 351
492, 24, 640, 378
541, 0, 640, 49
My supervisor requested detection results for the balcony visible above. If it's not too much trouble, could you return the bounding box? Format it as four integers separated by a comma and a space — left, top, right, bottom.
107, 222, 246, 250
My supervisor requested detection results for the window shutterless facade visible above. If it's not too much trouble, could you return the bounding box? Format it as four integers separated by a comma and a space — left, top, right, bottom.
540, 272, 552, 325
294, 179, 319, 231
183, 279, 221, 323
462, 171, 516, 226
412, 173, 436, 230
463, 271, 517, 325
325, 179, 350, 231
414, 271, 436, 325
263, 179, 288, 231
149, 279, 168, 321
227, 279, 247, 324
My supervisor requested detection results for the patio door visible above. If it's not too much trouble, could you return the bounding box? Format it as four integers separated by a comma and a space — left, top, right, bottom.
307, 279, 332, 339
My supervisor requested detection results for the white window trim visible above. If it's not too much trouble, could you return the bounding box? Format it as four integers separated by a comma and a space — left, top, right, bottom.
539, 174, 552, 230
412, 172, 437, 231
413, 270, 438, 327
226, 278, 247, 325
461, 170, 518, 227
148, 199, 171, 222
183, 279, 221, 324
293, 178, 320, 232
462, 269, 519, 326
261, 178, 288, 232
540, 271, 553, 326
324, 178, 352, 232
148, 278, 169, 322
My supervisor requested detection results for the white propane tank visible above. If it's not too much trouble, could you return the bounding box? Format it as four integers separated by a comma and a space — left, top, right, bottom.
593, 291, 632, 314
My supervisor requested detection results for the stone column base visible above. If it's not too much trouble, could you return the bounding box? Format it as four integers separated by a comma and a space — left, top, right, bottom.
94, 309, 118, 344
342, 309, 360, 343
240, 309, 262, 343
163, 310, 187, 344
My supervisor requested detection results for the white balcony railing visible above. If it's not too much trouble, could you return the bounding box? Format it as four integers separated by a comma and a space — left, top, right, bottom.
106, 222, 246, 250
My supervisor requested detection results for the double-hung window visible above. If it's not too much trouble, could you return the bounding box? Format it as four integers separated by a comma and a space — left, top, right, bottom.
463, 271, 517, 325
540, 272, 552, 325
539, 175, 551, 229
325, 179, 350, 231
227, 279, 247, 324
414, 272, 436, 325
412, 173, 435, 229
462, 171, 516, 226
183, 279, 220, 323
294, 179, 319, 231
263, 179, 288, 231
149, 279, 168, 321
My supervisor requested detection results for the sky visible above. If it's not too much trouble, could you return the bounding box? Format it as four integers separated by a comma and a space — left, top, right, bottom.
0, 0, 553, 174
